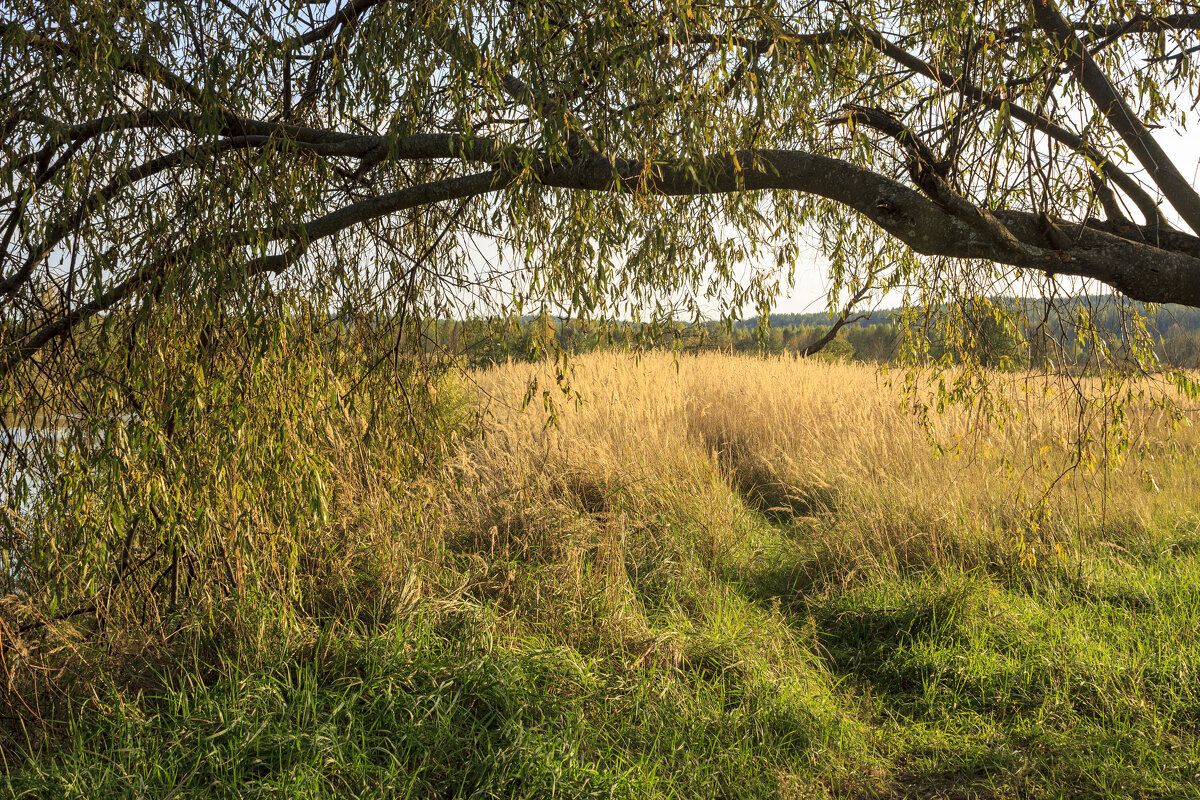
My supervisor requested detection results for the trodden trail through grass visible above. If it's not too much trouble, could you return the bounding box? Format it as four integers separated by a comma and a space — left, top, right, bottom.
7, 353, 1200, 798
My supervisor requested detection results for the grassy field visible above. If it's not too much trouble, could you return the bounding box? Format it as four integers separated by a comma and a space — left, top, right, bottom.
7, 352, 1200, 798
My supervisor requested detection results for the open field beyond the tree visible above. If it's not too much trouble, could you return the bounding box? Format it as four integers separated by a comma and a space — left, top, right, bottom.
8, 353, 1200, 798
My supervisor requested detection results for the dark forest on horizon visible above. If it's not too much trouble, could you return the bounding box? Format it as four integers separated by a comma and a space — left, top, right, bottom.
419, 295, 1200, 370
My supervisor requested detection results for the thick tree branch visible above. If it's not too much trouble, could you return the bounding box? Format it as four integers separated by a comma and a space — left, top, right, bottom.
16, 109, 515, 163
1086, 217, 1200, 260
858, 30, 1171, 229
281, 0, 393, 50
1076, 13, 1200, 39
834, 105, 1042, 263
667, 21, 1170, 228
1032, 0, 1200, 234
10, 145, 1200, 377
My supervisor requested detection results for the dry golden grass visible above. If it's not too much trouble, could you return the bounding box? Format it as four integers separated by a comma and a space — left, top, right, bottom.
14, 350, 1200, 800
454, 351, 1200, 582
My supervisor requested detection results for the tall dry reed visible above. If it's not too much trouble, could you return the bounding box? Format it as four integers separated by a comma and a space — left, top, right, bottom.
454, 352, 1200, 583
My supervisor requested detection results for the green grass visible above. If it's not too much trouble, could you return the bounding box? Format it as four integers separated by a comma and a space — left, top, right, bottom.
3, 614, 851, 799
9, 514, 1200, 798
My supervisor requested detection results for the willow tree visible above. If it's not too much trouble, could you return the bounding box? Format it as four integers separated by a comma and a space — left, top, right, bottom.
3, 1, 1200, 619
5, 0, 1200, 374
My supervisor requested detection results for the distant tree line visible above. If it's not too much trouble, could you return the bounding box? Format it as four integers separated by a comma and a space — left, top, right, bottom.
395, 296, 1200, 372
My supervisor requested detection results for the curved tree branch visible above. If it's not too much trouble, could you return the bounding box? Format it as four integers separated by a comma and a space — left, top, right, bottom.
1032, 0, 1200, 234
799, 281, 874, 357
9, 144, 1200, 377
1075, 13, 1200, 39
662, 20, 1170, 228
857, 29, 1171, 228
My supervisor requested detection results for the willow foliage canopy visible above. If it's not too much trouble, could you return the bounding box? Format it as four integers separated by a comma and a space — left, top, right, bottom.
5, 0, 1200, 638
4, 0, 1200, 405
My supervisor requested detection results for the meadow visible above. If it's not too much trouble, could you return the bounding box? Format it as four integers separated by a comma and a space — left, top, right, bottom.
6, 351, 1200, 798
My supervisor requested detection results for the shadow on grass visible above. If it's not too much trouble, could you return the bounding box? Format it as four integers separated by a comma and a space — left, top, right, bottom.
7, 630, 840, 800
730, 529, 1200, 799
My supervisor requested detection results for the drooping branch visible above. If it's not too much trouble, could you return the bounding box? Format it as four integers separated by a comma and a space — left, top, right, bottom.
1, 136, 274, 298
1032, 0, 1200, 235
6, 0, 1200, 385
834, 105, 1044, 263
664, 20, 1170, 228
856, 30, 1171, 228
0, 118, 523, 298
0, 168, 513, 376
0, 20, 217, 115
250, 148, 1200, 308
417, 0, 604, 158
1075, 13, 1200, 39
14, 109, 514, 166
